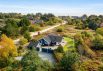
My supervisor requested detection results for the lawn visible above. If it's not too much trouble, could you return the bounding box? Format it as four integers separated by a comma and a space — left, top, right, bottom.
63, 37, 75, 52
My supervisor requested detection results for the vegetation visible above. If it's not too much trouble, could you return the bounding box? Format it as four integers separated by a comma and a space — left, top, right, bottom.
96, 28, 103, 36
21, 49, 53, 71
73, 60, 103, 71
59, 52, 80, 71
1, 13, 103, 71
0, 34, 17, 68
19, 38, 28, 45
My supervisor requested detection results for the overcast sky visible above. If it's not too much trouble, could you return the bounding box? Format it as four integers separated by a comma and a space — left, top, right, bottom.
0, 0, 103, 16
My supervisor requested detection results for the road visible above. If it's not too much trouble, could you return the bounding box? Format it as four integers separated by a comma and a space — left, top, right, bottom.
14, 21, 67, 44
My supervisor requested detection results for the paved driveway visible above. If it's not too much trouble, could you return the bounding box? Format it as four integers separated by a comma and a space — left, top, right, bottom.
38, 52, 56, 64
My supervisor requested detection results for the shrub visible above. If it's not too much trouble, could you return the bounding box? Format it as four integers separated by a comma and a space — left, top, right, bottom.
19, 38, 28, 45
56, 27, 64, 32
23, 31, 31, 41
54, 52, 63, 62
46, 21, 54, 25
34, 25, 41, 31
55, 45, 64, 53
92, 34, 103, 50
96, 28, 103, 36
73, 60, 103, 71
59, 52, 80, 71
29, 25, 35, 32
21, 49, 53, 71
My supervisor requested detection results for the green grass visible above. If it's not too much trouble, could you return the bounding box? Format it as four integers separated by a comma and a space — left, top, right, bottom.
63, 37, 75, 52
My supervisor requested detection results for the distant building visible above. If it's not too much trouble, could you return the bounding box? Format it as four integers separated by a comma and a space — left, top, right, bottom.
71, 16, 80, 19
100, 23, 103, 27
30, 19, 44, 24
28, 34, 63, 53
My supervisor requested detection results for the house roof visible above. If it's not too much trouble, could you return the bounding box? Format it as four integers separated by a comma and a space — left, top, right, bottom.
43, 34, 63, 43
43, 36, 51, 44
49, 35, 63, 43
28, 34, 63, 48
28, 41, 40, 48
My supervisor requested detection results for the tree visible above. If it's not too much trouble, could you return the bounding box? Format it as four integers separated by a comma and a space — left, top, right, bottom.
21, 49, 53, 71
20, 26, 29, 35
0, 34, 17, 58
59, 52, 80, 71
18, 17, 31, 27
3, 19, 19, 37
0, 34, 17, 68
23, 31, 31, 41
92, 34, 103, 50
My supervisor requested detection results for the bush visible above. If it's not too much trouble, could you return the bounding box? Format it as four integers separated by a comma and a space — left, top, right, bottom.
20, 26, 29, 35
46, 21, 54, 25
19, 38, 28, 45
73, 60, 103, 71
23, 31, 31, 41
29, 25, 35, 32
29, 25, 41, 32
21, 49, 53, 71
54, 52, 63, 62
55, 45, 64, 53
59, 52, 80, 71
96, 28, 103, 36
92, 34, 103, 50
56, 27, 64, 32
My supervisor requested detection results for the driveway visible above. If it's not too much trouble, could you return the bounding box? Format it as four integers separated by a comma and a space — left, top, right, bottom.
15, 52, 56, 64
38, 52, 56, 64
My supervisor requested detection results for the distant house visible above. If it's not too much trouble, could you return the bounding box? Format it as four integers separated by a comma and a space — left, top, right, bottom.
30, 19, 43, 24
28, 34, 63, 53
100, 23, 103, 27
71, 16, 80, 19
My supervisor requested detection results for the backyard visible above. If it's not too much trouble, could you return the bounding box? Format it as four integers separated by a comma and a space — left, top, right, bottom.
63, 37, 75, 52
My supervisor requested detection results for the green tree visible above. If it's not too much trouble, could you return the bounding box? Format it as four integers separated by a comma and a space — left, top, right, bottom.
92, 34, 103, 50
21, 49, 53, 71
20, 26, 29, 35
59, 52, 80, 71
23, 31, 31, 41
3, 19, 19, 37
18, 17, 31, 27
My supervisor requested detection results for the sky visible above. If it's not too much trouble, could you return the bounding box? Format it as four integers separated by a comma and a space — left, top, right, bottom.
0, 0, 103, 16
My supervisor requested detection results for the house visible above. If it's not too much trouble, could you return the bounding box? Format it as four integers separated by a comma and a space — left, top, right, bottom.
28, 41, 42, 51
28, 34, 63, 53
100, 23, 103, 27
39, 34, 63, 46
30, 19, 44, 24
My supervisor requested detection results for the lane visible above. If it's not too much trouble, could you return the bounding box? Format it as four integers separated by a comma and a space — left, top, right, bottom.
14, 21, 67, 44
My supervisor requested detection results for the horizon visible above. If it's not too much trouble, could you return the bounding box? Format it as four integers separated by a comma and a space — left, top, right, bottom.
0, 0, 103, 16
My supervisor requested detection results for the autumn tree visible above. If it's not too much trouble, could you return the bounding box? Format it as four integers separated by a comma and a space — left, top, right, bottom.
0, 34, 17, 68
0, 34, 17, 58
